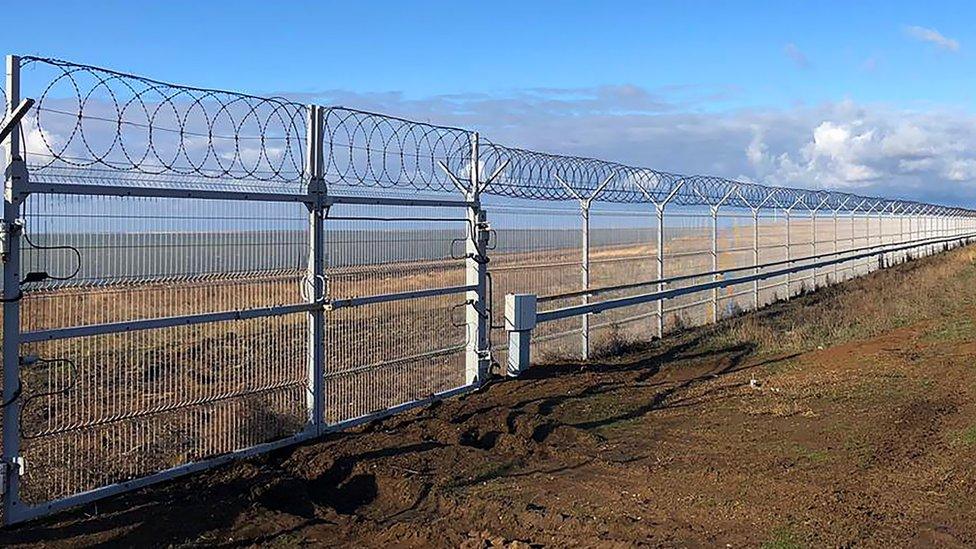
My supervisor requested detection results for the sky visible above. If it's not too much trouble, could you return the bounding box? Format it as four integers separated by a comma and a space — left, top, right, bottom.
4, 0, 976, 206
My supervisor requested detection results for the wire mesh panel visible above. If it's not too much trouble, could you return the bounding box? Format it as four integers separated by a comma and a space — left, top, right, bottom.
20, 194, 307, 331
19, 318, 307, 504
661, 207, 712, 332
323, 203, 468, 426
789, 212, 816, 296
757, 212, 788, 306
486, 199, 583, 362
588, 203, 658, 352
716, 208, 756, 318
16, 194, 309, 506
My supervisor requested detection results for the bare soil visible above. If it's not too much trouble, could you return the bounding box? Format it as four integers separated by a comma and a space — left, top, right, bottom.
3, 246, 976, 547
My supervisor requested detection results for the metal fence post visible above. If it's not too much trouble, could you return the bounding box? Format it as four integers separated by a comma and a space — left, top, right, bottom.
655, 203, 666, 336
706, 186, 735, 323
752, 208, 760, 309
784, 197, 802, 298
898, 206, 906, 263
580, 201, 590, 360
556, 174, 613, 361
465, 133, 490, 384
811, 197, 827, 287
304, 105, 326, 435
734, 188, 774, 310
2, 55, 25, 523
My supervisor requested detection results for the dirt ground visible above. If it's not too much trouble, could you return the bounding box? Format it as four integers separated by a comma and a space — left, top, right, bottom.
3, 246, 976, 547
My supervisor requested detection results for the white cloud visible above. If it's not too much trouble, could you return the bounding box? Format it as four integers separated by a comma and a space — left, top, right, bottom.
904, 25, 960, 52
783, 43, 811, 69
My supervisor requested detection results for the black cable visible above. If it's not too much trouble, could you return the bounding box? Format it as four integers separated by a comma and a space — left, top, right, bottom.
21, 230, 82, 283
18, 357, 79, 440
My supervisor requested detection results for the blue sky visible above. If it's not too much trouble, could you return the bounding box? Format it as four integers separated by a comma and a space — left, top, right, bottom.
5, 1, 976, 205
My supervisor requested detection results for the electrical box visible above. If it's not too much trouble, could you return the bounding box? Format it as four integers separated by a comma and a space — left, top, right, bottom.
505, 293, 537, 332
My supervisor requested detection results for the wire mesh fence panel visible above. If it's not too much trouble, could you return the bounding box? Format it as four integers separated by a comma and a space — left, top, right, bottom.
15, 193, 310, 506
716, 209, 756, 319
757, 212, 788, 306
323, 203, 468, 426
486, 199, 583, 363
789, 214, 817, 296
20, 194, 308, 332
660, 207, 712, 332
587, 203, 658, 353
19, 317, 307, 504
850, 214, 872, 277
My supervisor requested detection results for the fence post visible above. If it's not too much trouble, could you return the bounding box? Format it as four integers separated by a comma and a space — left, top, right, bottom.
830, 197, 850, 284
304, 105, 326, 435
783, 197, 802, 299
655, 204, 666, 336
556, 174, 612, 361
465, 133, 490, 385
734, 189, 774, 311
580, 201, 590, 360
2, 55, 25, 523
707, 186, 735, 323
811, 197, 827, 287
751, 204, 768, 308
898, 206, 906, 262
878, 206, 885, 268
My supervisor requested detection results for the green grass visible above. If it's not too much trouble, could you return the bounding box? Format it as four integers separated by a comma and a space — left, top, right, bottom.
953, 425, 976, 447
762, 525, 805, 549
923, 318, 975, 343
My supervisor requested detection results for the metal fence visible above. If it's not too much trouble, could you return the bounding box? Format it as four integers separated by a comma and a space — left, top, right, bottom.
2, 55, 975, 525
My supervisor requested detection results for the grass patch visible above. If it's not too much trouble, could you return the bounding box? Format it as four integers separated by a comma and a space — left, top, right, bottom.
762, 525, 805, 549
952, 425, 976, 447
923, 318, 974, 343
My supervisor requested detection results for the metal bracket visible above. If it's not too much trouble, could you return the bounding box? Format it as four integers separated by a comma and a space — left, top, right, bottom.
0, 218, 24, 260
1, 456, 26, 494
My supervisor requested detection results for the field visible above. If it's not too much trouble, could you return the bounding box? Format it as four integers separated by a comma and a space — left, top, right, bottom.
3, 237, 975, 546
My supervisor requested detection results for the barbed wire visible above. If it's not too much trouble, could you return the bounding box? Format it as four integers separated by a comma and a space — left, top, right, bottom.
321, 106, 471, 193
19, 56, 307, 184
9, 56, 975, 216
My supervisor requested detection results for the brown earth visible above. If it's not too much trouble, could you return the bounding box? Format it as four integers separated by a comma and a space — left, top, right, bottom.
3, 245, 976, 547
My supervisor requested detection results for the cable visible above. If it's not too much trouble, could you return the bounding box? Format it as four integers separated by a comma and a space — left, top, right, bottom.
17, 357, 79, 440
21, 230, 82, 283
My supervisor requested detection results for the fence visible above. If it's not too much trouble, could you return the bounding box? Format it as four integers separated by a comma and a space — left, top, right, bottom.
1, 55, 975, 525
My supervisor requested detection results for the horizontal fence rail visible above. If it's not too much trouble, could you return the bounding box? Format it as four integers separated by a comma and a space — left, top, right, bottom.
2, 54, 976, 526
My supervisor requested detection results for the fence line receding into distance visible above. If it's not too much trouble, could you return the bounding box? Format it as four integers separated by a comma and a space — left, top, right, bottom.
1, 55, 975, 525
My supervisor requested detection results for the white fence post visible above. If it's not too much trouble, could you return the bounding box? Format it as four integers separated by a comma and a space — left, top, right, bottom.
579, 201, 590, 360
304, 105, 326, 435
465, 133, 490, 385
2, 54, 25, 522
784, 197, 803, 298
752, 208, 759, 309
705, 185, 735, 323
556, 174, 612, 361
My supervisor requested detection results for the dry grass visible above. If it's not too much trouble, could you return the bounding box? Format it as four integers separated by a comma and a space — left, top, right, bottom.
705, 244, 976, 356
